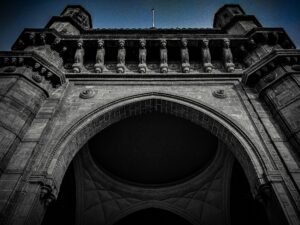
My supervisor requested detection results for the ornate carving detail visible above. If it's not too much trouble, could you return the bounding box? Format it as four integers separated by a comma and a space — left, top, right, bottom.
223, 38, 235, 72
72, 39, 84, 73
201, 38, 213, 73
117, 39, 126, 73
94, 39, 105, 73
138, 39, 147, 73
32, 74, 42, 83
3, 66, 16, 73
40, 183, 56, 206
181, 38, 190, 73
29, 32, 36, 45
263, 72, 277, 83
40, 33, 46, 45
160, 39, 168, 73
212, 89, 227, 99
79, 88, 96, 99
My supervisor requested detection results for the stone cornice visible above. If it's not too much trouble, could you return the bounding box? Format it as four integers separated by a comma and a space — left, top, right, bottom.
0, 51, 66, 86
242, 49, 300, 86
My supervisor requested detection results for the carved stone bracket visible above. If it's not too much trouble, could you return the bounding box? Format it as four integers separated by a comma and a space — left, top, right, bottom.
40, 183, 56, 207
201, 38, 213, 73
28, 175, 57, 207
72, 39, 84, 73
138, 39, 147, 73
160, 39, 168, 73
181, 38, 190, 73
94, 39, 105, 73
117, 39, 126, 73
223, 38, 235, 72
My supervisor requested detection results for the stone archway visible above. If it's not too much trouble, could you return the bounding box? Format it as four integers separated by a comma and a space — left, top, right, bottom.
35, 92, 294, 225
45, 92, 266, 194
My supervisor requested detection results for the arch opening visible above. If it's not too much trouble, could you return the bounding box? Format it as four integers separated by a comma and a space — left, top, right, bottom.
41, 94, 276, 225
89, 112, 218, 186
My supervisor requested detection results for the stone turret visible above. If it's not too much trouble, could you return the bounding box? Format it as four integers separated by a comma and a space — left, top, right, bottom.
46, 5, 92, 35
213, 4, 261, 34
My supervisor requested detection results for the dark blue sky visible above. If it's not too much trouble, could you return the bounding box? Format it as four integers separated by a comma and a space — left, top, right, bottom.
0, 0, 299, 50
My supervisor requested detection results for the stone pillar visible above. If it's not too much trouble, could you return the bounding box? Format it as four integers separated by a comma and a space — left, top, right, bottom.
138, 39, 147, 73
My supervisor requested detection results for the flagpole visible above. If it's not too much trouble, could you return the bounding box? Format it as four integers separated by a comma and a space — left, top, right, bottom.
152, 8, 155, 28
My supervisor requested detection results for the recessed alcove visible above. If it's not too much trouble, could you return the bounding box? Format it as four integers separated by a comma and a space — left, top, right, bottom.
89, 112, 218, 186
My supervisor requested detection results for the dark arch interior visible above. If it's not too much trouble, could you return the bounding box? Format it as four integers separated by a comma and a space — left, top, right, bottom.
89, 112, 218, 186
41, 112, 272, 225
114, 208, 193, 225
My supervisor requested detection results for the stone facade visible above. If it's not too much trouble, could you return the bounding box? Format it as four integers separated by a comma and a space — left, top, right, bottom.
0, 4, 299, 225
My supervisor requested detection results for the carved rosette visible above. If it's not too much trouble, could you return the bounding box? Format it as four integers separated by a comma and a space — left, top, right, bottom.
117, 39, 126, 73
138, 39, 147, 73
160, 39, 168, 73
181, 38, 190, 73
223, 38, 235, 72
201, 38, 213, 73
72, 39, 84, 73
94, 39, 105, 73
79, 88, 96, 99
32, 74, 42, 83
212, 89, 227, 99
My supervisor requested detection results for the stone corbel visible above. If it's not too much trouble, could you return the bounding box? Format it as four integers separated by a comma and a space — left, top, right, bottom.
138, 39, 147, 73
40, 182, 56, 207
223, 38, 235, 72
28, 175, 57, 207
117, 39, 126, 73
72, 39, 84, 73
160, 39, 168, 73
201, 38, 213, 73
181, 38, 190, 73
94, 39, 105, 73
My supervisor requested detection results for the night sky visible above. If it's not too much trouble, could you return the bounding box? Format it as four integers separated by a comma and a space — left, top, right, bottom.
0, 0, 299, 50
